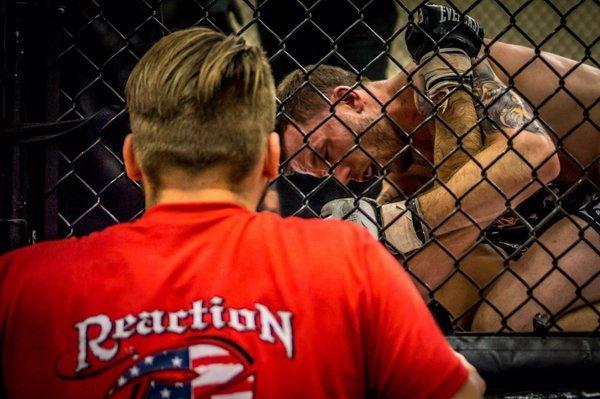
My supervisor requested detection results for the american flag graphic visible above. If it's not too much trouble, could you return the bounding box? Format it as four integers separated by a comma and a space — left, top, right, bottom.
106, 340, 255, 399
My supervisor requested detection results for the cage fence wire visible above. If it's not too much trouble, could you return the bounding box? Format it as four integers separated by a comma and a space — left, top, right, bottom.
2, 0, 600, 394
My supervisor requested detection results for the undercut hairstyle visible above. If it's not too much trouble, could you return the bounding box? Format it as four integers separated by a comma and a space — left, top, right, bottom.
275, 64, 362, 136
126, 27, 275, 189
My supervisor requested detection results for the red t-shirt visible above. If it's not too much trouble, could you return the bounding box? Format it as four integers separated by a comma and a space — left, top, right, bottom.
0, 202, 467, 398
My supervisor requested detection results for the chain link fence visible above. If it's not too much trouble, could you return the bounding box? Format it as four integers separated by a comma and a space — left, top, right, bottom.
2, 0, 600, 394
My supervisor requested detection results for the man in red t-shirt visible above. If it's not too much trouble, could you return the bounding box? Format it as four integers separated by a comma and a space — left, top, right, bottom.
0, 27, 484, 398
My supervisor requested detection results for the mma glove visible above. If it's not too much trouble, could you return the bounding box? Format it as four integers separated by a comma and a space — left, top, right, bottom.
405, 4, 484, 103
320, 198, 429, 255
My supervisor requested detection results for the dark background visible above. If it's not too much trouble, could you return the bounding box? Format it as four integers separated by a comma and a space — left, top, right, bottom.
0, 0, 399, 249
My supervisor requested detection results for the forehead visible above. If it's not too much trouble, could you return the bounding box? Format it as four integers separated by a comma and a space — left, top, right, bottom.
283, 109, 358, 150
282, 115, 335, 173
283, 115, 329, 154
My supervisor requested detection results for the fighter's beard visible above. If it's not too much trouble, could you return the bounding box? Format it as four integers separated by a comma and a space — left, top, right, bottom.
353, 115, 407, 172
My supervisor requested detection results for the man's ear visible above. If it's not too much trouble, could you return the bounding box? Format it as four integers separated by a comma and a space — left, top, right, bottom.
263, 132, 281, 180
123, 134, 143, 181
332, 86, 364, 112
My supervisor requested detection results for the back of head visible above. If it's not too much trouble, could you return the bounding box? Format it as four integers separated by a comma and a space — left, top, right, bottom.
126, 27, 275, 189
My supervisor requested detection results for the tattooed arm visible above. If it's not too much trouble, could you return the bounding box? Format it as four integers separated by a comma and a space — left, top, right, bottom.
474, 61, 550, 139
398, 59, 560, 291
417, 59, 560, 242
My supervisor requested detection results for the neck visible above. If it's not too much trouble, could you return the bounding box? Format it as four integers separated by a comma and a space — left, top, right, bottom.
366, 73, 423, 133
150, 187, 257, 210
142, 169, 262, 210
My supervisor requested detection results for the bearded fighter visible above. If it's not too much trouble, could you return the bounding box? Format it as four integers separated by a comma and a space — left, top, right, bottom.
277, 4, 600, 331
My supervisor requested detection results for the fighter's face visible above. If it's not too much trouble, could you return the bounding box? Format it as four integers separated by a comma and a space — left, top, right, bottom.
283, 107, 401, 184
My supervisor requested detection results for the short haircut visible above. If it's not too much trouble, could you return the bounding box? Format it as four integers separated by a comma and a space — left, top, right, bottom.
275, 64, 361, 136
126, 27, 275, 188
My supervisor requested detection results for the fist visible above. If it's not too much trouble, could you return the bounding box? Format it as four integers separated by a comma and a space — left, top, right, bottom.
405, 3, 484, 63
320, 198, 380, 239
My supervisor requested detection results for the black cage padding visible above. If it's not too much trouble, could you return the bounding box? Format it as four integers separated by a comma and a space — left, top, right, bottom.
450, 335, 600, 395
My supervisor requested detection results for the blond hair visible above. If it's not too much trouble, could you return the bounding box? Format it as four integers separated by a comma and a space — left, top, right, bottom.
126, 27, 275, 188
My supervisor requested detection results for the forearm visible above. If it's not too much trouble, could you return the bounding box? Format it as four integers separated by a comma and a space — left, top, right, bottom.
393, 88, 485, 286
432, 91, 483, 183
419, 137, 549, 236
451, 353, 486, 399
403, 133, 551, 288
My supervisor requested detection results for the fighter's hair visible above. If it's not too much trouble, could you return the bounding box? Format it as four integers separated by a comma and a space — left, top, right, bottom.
126, 27, 275, 190
275, 64, 363, 139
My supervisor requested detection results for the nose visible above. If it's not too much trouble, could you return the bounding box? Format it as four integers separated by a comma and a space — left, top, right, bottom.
333, 166, 353, 185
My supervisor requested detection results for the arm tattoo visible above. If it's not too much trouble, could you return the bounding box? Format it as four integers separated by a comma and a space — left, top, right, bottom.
473, 63, 548, 136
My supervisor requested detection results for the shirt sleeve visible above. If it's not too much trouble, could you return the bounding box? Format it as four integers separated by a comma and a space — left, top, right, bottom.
360, 234, 468, 399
